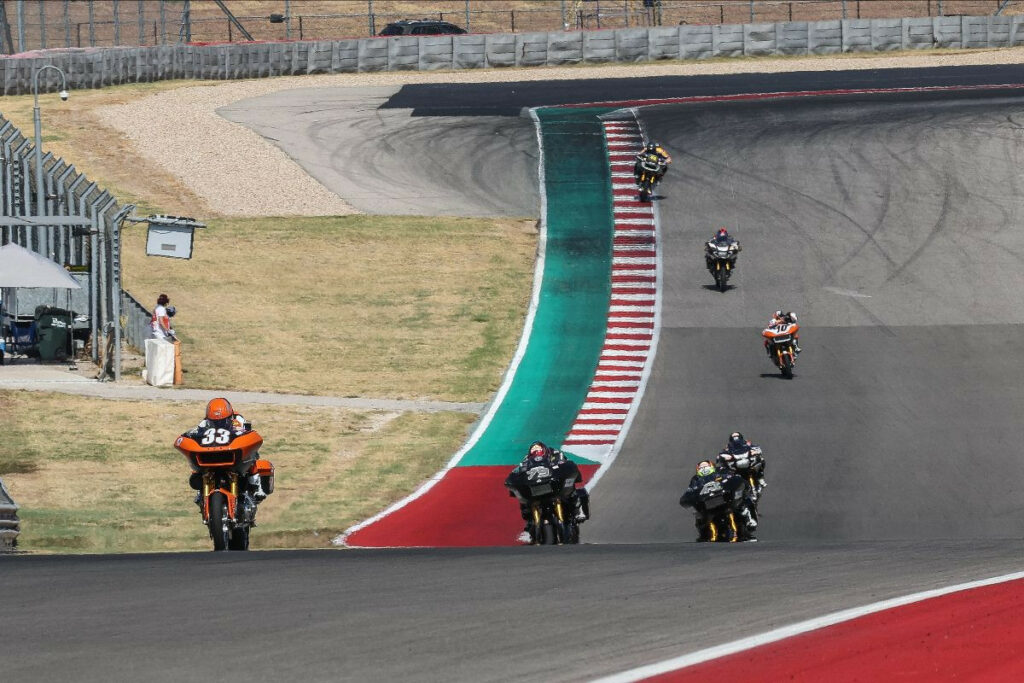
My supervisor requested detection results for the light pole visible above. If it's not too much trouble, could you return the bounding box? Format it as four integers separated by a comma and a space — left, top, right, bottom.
32, 64, 69, 234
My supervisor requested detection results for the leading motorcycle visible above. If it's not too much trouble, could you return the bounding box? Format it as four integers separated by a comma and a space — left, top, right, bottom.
762, 321, 800, 379
174, 427, 274, 551
634, 152, 665, 202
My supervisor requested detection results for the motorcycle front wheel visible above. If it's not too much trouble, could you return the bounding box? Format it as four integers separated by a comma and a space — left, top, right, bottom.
781, 353, 794, 379
208, 491, 230, 551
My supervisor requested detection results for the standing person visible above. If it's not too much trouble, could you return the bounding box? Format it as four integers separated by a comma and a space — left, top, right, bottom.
151, 294, 175, 340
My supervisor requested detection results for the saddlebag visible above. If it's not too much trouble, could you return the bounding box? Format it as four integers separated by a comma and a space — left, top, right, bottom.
254, 459, 275, 495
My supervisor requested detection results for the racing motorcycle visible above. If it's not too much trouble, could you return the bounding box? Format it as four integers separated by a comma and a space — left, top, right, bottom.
706, 241, 740, 292
762, 321, 800, 379
718, 446, 766, 529
680, 470, 747, 542
634, 152, 665, 202
174, 426, 274, 551
506, 462, 581, 545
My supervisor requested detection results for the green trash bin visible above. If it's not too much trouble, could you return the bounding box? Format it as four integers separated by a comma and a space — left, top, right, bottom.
35, 308, 71, 361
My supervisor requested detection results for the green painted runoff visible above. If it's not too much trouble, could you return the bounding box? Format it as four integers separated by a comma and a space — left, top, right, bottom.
457, 107, 616, 466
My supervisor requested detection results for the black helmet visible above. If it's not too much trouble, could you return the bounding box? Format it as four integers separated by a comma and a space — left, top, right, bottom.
728, 432, 746, 449
528, 441, 548, 458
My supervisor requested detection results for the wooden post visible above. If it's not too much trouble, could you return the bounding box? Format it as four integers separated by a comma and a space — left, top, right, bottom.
173, 339, 183, 385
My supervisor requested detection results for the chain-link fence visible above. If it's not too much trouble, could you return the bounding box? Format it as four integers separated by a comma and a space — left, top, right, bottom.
0, 1, 1019, 52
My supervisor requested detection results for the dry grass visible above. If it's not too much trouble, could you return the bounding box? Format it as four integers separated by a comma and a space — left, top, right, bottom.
120, 214, 537, 401
0, 390, 473, 553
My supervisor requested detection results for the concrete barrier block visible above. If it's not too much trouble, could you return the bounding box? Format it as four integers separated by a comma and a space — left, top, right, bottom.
516, 32, 549, 67
358, 38, 389, 72
871, 18, 902, 51
484, 33, 516, 68
386, 37, 420, 71
806, 20, 839, 55
962, 16, 990, 48
454, 34, 487, 69
842, 19, 873, 52
582, 29, 617, 62
270, 43, 290, 76
307, 41, 333, 74
333, 40, 360, 72
548, 31, 583, 65
419, 36, 454, 71
987, 16, 1012, 47
648, 26, 680, 60
903, 17, 935, 50
680, 24, 714, 60
1012, 16, 1024, 47
744, 23, 778, 56
777, 21, 810, 55
615, 27, 649, 62
712, 24, 744, 58
933, 16, 962, 48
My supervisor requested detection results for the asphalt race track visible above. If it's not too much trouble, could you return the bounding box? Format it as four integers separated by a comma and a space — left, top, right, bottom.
588, 90, 1024, 545
6, 67, 1024, 681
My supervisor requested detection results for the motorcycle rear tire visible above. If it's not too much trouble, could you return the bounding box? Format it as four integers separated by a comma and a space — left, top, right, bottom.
208, 491, 230, 551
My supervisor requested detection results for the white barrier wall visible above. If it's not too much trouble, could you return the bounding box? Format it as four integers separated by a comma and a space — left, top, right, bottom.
4, 14, 1023, 95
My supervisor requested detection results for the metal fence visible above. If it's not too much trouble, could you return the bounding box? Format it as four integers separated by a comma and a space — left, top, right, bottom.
0, 477, 19, 550
0, 1, 1019, 52
121, 288, 150, 352
0, 112, 126, 379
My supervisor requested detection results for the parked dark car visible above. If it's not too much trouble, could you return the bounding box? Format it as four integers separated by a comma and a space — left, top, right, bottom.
378, 19, 467, 36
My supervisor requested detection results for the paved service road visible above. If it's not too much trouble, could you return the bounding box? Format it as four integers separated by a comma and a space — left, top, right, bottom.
218, 86, 540, 217
588, 89, 1024, 544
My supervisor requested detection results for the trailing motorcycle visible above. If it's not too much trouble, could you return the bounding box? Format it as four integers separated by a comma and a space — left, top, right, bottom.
680, 470, 748, 542
174, 427, 274, 551
506, 462, 580, 545
634, 152, 665, 202
762, 321, 800, 379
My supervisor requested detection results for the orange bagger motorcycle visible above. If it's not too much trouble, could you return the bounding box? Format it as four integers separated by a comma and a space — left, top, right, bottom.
762, 321, 800, 379
175, 428, 274, 551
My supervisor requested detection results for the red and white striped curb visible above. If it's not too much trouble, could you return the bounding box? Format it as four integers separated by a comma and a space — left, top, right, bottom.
563, 112, 659, 465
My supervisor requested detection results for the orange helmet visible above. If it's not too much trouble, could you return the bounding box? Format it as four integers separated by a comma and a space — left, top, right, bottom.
206, 397, 233, 421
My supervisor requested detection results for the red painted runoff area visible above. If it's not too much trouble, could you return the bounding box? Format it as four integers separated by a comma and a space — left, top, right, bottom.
648, 578, 1024, 682
346, 465, 599, 547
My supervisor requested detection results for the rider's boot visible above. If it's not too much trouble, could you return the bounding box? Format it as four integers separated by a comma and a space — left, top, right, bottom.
740, 506, 757, 531
575, 502, 587, 523
248, 473, 267, 501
